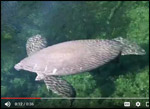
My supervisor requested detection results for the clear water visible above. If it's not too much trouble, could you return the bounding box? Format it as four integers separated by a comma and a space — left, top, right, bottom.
1, 1, 149, 108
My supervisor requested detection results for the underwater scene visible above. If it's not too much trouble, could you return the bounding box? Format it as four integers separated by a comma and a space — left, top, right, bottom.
1, 1, 149, 108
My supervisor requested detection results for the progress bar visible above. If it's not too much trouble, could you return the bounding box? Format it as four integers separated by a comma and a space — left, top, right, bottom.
40, 97, 149, 99
1, 97, 149, 100
1, 97, 41, 99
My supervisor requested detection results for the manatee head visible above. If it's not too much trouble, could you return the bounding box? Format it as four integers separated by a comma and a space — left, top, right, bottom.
14, 34, 47, 72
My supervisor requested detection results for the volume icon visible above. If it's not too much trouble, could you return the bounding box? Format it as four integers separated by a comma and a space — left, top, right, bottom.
5, 101, 11, 107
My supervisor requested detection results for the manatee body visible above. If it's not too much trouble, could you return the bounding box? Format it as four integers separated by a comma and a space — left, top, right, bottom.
15, 37, 146, 79
15, 40, 121, 76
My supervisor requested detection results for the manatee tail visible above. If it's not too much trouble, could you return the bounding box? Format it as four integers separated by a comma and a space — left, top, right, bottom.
44, 76, 76, 106
113, 37, 146, 55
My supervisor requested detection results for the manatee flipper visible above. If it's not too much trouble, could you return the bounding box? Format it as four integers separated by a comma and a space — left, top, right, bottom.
35, 73, 45, 81
26, 34, 47, 56
113, 37, 146, 55
44, 76, 76, 105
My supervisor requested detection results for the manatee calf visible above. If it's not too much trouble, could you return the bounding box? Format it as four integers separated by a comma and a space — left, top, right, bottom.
14, 35, 146, 106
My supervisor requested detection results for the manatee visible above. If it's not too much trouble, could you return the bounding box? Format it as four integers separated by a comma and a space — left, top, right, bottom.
14, 35, 146, 106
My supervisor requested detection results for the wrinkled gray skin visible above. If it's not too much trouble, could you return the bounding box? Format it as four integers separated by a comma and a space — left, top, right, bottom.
14, 35, 146, 106
14, 37, 146, 77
